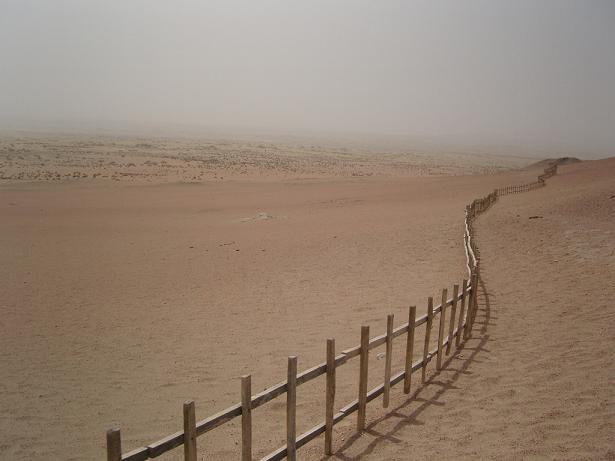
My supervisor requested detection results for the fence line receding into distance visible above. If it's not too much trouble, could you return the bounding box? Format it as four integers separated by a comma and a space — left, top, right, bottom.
106, 163, 558, 461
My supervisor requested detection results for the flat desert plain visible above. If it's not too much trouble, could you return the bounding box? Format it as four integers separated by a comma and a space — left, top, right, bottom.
0, 136, 613, 460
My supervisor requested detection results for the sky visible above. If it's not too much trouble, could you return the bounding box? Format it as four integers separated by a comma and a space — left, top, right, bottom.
1, 0, 614, 157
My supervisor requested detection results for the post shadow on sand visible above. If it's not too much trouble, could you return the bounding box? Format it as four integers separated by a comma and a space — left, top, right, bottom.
318, 278, 494, 461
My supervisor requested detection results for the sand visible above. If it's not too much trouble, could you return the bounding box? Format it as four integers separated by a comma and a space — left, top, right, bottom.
0, 137, 612, 460
302, 158, 615, 460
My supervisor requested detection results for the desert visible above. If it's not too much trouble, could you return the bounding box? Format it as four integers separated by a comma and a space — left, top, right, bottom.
2, 2, 614, 460
1, 135, 613, 460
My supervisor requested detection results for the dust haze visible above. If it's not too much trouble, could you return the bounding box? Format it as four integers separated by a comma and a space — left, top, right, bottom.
1, 0, 614, 157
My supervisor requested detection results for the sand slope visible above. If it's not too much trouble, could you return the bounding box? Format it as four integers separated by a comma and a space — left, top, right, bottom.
303, 158, 614, 460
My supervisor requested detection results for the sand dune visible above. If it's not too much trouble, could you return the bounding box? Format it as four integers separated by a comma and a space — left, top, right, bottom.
0, 139, 612, 460
527, 157, 582, 169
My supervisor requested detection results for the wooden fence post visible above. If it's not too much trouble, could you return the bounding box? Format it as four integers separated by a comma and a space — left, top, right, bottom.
446, 284, 459, 354
404, 306, 416, 394
467, 274, 479, 337
436, 288, 448, 371
241, 375, 252, 461
457, 279, 468, 346
465, 275, 475, 339
106, 428, 122, 461
421, 297, 434, 383
325, 339, 335, 455
383, 314, 394, 408
183, 401, 197, 461
471, 273, 479, 329
287, 356, 297, 461
357, 325, 369, 431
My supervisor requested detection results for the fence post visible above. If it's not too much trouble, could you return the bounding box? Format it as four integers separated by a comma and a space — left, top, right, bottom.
471, 273, 479, 329
241, 375, 252, 461
446, 284, 459, 354
458, 279, 468, 345
325, 339, 335, 455
357, 325, 369, 431
383, 314, 394, 408
183, 401, 197, 461
467, 273, 479, 337
465, 276, 474, 339
106, 428, 122, 461
287, 356, 297, 461
404, 306, 416, 394
422, 297, 434, 383
436, 288, 448, 371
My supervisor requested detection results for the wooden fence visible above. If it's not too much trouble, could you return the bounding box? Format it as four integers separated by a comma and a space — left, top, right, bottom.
106, 162, 558, 461
495, 163, 557, 196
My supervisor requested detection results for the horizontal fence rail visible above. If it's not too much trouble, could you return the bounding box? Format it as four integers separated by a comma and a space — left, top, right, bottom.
107, 162, 558, 461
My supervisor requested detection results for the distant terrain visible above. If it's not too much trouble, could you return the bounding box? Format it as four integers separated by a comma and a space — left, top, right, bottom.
0, 134, 535, 183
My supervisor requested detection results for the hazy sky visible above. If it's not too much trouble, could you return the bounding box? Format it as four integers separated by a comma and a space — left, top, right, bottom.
1, 1, 614, 156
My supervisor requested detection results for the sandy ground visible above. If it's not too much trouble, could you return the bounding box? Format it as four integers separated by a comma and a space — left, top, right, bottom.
0, 138, 611, 460
301, 158, 615, 460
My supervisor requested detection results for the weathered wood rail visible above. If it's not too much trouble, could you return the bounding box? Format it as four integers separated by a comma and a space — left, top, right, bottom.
106, 162, 558, 461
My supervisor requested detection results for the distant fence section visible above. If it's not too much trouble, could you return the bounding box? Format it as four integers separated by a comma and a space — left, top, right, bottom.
465, 162, 558, 276
495, 163, 557, 196
106, 163, 559, 461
